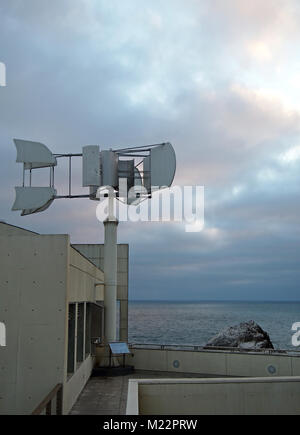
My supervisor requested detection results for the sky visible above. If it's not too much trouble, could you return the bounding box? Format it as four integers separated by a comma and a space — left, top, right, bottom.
0, 0, 300, 301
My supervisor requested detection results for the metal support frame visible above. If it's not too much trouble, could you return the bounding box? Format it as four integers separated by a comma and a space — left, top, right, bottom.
69, 155, 72, 196
16, 143, 170, 209
103, 195, 118, 343
108, 347, 126, 368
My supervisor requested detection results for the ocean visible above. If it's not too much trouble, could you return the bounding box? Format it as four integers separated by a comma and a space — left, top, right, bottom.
128, 301, 300, 350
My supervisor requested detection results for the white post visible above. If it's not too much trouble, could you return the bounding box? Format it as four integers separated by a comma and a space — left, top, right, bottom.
103, 195, 118, 343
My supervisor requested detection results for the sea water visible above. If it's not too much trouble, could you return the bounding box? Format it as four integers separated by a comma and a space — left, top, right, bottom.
128, 301, 300, 350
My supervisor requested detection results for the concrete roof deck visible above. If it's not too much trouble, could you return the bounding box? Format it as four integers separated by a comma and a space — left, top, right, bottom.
69, 370, 215, 415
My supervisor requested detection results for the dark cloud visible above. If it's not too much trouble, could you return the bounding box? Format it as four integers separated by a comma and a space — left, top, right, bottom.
1, 0, 300, 300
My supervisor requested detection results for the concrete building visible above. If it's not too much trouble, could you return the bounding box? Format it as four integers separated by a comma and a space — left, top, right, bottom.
1, 221, 300, 415
0, 222, 128, 415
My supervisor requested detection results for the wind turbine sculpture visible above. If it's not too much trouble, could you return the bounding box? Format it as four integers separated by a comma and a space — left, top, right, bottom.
12, 139, 176, 345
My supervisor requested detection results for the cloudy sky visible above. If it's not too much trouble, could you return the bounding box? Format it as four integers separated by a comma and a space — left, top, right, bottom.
1, 0, 300, 301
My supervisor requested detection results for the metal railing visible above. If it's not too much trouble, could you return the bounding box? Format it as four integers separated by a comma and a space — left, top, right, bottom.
129, 342, 300, 356
31, 384, 63, 415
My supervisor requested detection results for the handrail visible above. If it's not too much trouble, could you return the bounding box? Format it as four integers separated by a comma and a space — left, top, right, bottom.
32, 383, 63, 415
129, 343, 300, 355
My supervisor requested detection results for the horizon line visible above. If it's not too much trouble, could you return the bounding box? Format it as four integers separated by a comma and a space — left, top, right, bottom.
129, 299, 300, 303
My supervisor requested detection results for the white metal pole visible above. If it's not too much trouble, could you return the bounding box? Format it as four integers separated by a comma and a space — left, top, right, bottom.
103, 195, 118, 343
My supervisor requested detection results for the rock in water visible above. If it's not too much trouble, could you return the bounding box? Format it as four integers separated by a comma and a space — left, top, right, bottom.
206, 320, 274, 349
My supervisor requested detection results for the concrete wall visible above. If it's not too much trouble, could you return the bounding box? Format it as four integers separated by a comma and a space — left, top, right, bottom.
72, 244, 128, 341
128, 377, 300, 415
69, 247, 104, 303
63, 355, 95, 414
0, 234, 69, 415
126, 348, 300, 377
0, 223, 106, 415
63, 249, 105, 414
0, 222, 38, 236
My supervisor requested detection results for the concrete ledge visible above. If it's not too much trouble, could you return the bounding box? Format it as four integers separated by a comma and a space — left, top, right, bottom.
127, 347, 300, 377
126, 380, 139, 415
127, 376, 300, 415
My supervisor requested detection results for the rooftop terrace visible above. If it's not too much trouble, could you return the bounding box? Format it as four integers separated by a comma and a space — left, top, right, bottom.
69, 370, 213, 415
